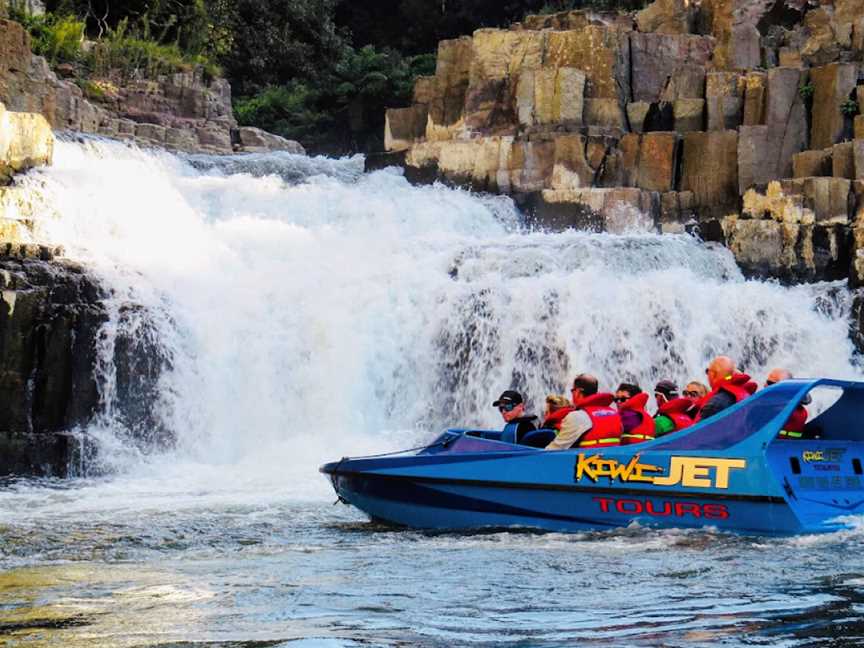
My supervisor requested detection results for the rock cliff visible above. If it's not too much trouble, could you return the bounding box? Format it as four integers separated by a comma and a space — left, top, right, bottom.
384, 0, 864, 286
0, 249, 168, 477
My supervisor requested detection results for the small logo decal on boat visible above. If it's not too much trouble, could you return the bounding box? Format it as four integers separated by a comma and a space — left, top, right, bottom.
802, 449, 846, 463
575, 454, 746, 489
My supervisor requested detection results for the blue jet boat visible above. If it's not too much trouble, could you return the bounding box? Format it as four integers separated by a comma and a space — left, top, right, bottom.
321, 379, 864, 535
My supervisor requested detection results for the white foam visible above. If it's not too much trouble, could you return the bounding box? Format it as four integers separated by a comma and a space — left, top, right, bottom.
3, 137, 859, 517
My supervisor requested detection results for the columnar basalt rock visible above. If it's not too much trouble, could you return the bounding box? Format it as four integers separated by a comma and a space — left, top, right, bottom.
810, 63, 858, 151
385, 1, 864, 292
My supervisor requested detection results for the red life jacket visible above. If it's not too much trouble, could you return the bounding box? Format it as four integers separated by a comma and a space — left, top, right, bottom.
618, 392, 655, 445
778, 405, 808, 439
575, 393, 623, 448
695, 372, 753, 421
542, 406, 575, 431
657, 397, 695, 431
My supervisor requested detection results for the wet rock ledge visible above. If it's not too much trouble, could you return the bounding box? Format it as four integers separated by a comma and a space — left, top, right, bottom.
0, 250, 103, 477
0, 244, 170, 477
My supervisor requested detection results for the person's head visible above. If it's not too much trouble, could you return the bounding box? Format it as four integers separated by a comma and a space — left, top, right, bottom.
654, 380, 678, 406
544, 394, 572, 417
614, 382, 641, 406
683, 381, 708, 399
705, 355, 736, 389
492, 390, 525, 422
765, 368, 792, 387
570, 374, 598, 404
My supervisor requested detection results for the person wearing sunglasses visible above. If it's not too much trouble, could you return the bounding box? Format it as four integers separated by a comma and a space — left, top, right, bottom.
695, 356, 756, 421
765, 368, 809, 439
492, 390, 537, 443
614, 382, 656, 445
682, 382, 708, 399
545, 374, 622, 450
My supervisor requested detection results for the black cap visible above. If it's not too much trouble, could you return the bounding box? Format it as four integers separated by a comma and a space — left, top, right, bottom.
492, 390, 523, 407
654, 380, 679, 399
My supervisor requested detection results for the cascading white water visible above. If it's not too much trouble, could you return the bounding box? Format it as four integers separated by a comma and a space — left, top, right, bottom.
13, 137, 862, 493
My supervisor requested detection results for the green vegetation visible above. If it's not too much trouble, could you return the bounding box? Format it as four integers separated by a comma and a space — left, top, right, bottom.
234, 48, 435, 151
88, 19, 220, 80
841, 98, 859, 117
11, 11, 85, 64
798, 83, 815, 101
20, 0, 643, 153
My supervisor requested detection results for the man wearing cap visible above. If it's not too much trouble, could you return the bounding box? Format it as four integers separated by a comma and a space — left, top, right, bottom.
492, 390, 537, 444
653, 380, 696, 436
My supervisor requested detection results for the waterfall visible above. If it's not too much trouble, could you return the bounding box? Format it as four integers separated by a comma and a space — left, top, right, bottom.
13, 137, 860, 481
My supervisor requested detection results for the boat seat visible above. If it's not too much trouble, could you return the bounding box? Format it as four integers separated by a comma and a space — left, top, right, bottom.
520, 429, 556, 448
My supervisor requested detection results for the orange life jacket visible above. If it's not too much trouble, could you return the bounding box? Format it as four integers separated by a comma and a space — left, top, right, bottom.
541, 406, 576, 431
618, 392, 656, 445
576, 393, 623, 448
695, 372, 753, 421
778, 405, 808, 439
657, 397, 696, 431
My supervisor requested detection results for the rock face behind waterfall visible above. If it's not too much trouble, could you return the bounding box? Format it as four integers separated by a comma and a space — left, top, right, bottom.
382, 0, 864, 285
0, 251, 170, 477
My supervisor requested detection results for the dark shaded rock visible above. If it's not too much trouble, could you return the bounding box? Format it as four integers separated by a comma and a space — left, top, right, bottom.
524, 191, 605, 231
365, 150, 407, 173
0, 431, 76, 478
643, 102, 675, 132
0, 258, 105, 436
0, 257, 170, 477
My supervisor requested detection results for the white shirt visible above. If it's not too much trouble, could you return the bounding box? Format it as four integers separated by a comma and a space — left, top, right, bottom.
545, 409, 592, 450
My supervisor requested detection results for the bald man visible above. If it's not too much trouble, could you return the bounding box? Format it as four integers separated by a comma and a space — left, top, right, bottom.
697, 356, 755, 421
765, 368, 792, 385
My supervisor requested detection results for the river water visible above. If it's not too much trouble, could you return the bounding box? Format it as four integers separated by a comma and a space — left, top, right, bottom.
1, 139, 864, 646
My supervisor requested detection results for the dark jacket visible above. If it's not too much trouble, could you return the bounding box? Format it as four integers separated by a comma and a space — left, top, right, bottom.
502, 415, 538, 444
698, 391, 736, 420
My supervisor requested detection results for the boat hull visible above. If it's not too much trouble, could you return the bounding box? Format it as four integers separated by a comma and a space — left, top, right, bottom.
327, 464, 806, 535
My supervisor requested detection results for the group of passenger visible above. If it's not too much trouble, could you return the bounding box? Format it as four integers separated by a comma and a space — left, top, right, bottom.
492, 355, 809, 450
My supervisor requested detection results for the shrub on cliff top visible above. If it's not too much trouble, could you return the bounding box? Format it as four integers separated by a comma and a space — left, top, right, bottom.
12, 10, 85, 64
88, 18, 220, 80
235, 83, 333, 147
235, 46, 435, 153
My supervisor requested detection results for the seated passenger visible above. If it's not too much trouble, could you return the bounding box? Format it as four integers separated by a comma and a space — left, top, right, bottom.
492, 390, 537, 443
653, 380, 694, 437
545, 374, 623, 450
683, 381, 708, 400
615, 383, 656, 445
765, 368, 809, 439
695, 356, 754, 421
541, 394, 575, 430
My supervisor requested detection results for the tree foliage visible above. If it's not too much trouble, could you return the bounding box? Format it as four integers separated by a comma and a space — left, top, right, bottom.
31, 0, 644, 153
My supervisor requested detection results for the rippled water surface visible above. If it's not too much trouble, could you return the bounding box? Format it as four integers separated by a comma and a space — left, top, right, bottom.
2, 474, 864, 647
